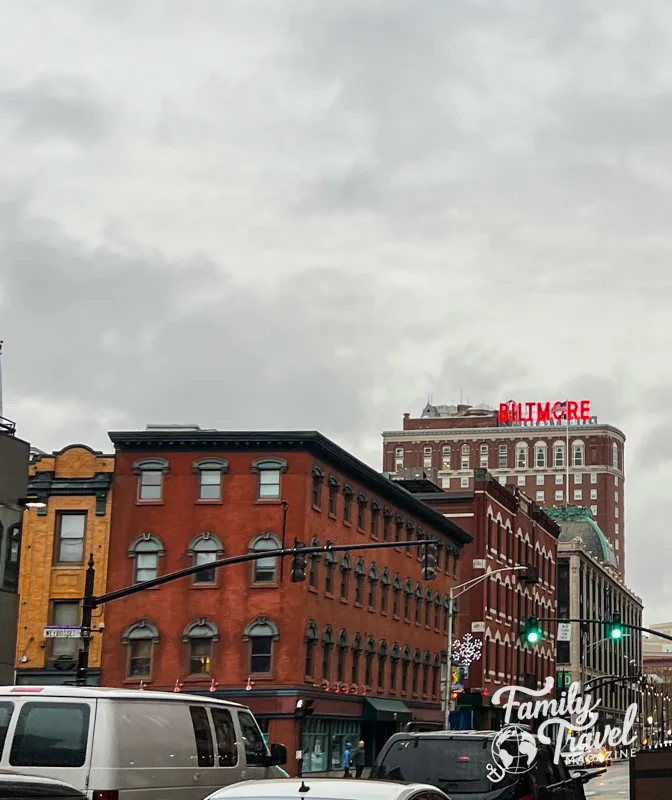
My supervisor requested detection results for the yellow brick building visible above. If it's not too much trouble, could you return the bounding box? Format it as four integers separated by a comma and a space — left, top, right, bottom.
15, 444, 114, 685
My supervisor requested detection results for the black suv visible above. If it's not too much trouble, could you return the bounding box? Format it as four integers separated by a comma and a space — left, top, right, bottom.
370, 730, 599, 800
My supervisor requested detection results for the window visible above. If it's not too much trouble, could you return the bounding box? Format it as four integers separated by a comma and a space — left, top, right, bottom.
536, 491, 544, 502
392, 575, 402, 617
479, 444, 488, 467
615, 523, 619, 536
572, 441, 585, 467
188, 532, 224, 585
390, 645, 400, 692
555, 474, 563, 485
395, 517, 403, 543
517, 475, 526, 486
614, 475, 619, 486
412, 650, 421, 695
183, 619, 218, 675
424, 589, 432, 627
553, 442, 565, 468
134, 457, 169, 501
401, 647, 411, 693
422, 652, 431, 696
129, 533, 165, 584
395, 446, 404, 471
515, 443, 528, 468
574, 473, 583, 484
308, 537, 321, 589
325, 550, 336, 594
10, 702, 90, 768
442, 445, 451, 469
395, 446, 404, 458
415, 584, 423, 624
340, 553, 352, 599
122, 619, 159, 678
535, 474, 544, 486
49, 601, 80, 661
615, 539, 619, 551
591, 472, 598, 483
354, 559, 365, 604
249, 532, 281, 584
498, 443, 508, 468
337, 630, 348, 682
612, 442, 619, 469
189, 706, 215, 767
311, 466, 324, 508
615, 492, 619, 503
590, 505, 598, 516
328, 476, 339, 515
244, 617, 279, 675
573, 489, 582, 500
343, 485, 353, 523
555, 490, 563, 501
432, 656, 441, 699
370, 502, 380, 537
351, 634, 362, 684
460, 476, 469, 488
534, 443, 547, 468
55, 513, 86, 564
238, 711, 267, 767
251, 457, 287, 500
211, 708, 238, 767
423, 446, 433, 469
434, 593, 442, 630
377, 641, 388, 689
193, 458, 228, 500
615, 507, 619, 518
382, 509, 391, 541
357, 494, 367, 530
380, 569, 391, 613
322, 626, 334, 681
305, 622, 318, 677
364, 637, 375, 686
368, 564, 378, 608
590, 488, 597, 500
404, 580, 413, 620
460, 444, 470, 470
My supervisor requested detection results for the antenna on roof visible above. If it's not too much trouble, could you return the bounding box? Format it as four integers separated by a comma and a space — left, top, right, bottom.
0, 340, 4, 419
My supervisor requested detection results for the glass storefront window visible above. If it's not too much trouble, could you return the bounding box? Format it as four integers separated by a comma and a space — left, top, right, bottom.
302, 718, 360, 774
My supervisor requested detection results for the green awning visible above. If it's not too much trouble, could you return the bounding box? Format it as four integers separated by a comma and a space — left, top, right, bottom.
363, 697, 412, 722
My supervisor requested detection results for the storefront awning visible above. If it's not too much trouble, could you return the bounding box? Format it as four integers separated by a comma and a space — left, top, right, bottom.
363, 697, 412, 722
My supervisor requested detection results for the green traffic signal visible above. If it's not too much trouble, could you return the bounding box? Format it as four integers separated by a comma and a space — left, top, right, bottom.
524, 616, 542, 645
607, 613, 623, 640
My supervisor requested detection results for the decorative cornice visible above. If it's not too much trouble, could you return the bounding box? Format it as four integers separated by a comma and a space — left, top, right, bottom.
28, 471, 113, 516
382, 424, 627, 446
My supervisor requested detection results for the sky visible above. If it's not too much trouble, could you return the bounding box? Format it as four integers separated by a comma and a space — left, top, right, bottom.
1, 1, 671, 623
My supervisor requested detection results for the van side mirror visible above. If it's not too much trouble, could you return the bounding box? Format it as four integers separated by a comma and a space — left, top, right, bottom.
267, 743, 287, 766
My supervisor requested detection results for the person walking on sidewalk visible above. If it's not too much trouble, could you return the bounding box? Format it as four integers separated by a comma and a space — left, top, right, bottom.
353, 740, 366, 778
342, 743, 352, 778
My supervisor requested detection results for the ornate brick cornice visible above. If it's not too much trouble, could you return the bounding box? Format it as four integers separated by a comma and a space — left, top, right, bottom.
28, 471, 113, 516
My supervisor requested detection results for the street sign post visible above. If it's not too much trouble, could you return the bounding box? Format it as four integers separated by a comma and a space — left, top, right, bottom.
557, 622, 572, 642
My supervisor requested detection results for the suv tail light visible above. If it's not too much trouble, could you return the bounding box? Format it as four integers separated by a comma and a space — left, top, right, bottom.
93, 792, 119, 800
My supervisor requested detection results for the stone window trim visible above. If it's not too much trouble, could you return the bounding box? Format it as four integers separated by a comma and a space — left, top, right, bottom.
337, 629, 348, 648
305, 621, 319, 642
187, 531, 225, 558
133, 458, 170, 475
352, 632, 363, 652
343, 483, 354, 497
121, 618, 160, 645
242, 616, 280, 643
340, 552, 352, 572
327, 474, 340, 489
323, 625, 334, 646
251, 457, 289, 474
312, 465, 325, 479
357, 492, 368, 506
128, 532, 165, 559
192, 457, 229, 474
381, 568, 391, 586
182, 617, 220, 643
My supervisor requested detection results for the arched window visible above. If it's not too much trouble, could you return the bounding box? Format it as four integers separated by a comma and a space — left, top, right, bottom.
378, 640, 388, 689
405, 522, 415, 555
128, 533, 165, 584
304, 621, 318, 678
415, 583, 423, 624
422, 651, 431, 697
337, 629, 348, 683
187, 532, 224, 585
404, 579, 413, 620
340, 552, 352, 599
534, 441, 547, 468
392, 574, 402, 617
351, 633, 362, 684
390, 643, 400, 692
122, 619, 159, 678
343, 485, 354, 523
354, 558, 365, 605
243, 617, 279, 676
612, 441, 619, 469
432, 655, 441, 698
401, 646, 411, 694
325, 549, 336, 594
412, 650, 421, 695
424, 589, 433, 627
444, 595, 452, 634
4, 523, 20, 591
572, 440, 585, 467
308, 536, 321, 589
357, 493, 368, 530
328, 475, 340, 515
183, 618, 219, 675
380, 569, 391, 613
553, 441, 565, 468
434, 592, 442, 631
134, 458, 169, 502
193, 458, 228, 501
382, 508, 392, 541
364, 636, 375, 687
395, 514, 403, 543
248, 532, 281, 584
312, 465, 324, 509
515, 443, 528, 469
322, 626, 334, 681
367, 564, 378, 608
251, 457, 288, 500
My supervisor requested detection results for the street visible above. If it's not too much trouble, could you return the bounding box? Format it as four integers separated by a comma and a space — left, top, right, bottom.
584, 760, 629, 798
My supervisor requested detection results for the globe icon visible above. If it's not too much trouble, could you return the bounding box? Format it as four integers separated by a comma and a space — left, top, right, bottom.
491, 726, 538, 775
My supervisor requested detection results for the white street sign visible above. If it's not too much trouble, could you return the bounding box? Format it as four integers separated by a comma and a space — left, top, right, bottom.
44, 626, 81, 639
557, 622, 571, 642
473, 559, 487, 570
471, 621, 485, 633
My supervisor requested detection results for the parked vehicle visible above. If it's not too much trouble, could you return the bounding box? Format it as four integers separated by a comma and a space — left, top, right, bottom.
205, 778, 451, 800
0, 685, 287, 799
371, 730, 605, 800
0, 770, 86, 799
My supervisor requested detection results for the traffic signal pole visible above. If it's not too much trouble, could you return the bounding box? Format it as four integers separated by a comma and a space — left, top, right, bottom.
75, 537, 439, 686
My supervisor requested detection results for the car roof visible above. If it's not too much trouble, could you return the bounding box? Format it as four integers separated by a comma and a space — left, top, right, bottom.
0, 685, 245, 708
207, 779, 446, 799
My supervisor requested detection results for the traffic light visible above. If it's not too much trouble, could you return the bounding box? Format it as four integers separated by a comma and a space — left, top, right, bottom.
606, 613, 623, 641
295, 698, 315, 718
524, 616, 542, 645
291, 542, 307, 583
421, 541, 438, 581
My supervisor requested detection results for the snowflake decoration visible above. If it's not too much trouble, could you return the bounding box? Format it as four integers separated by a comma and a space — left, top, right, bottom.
452, 633, 483, 666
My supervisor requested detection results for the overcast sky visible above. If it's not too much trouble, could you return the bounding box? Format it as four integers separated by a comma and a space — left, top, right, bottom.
1, 1, 670, 623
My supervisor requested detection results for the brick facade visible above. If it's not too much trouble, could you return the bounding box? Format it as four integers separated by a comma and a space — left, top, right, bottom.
101, 429, 472, 775
15, 445, 114, 685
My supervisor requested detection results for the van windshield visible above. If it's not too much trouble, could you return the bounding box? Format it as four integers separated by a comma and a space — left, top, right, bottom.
375, 737, 516, 794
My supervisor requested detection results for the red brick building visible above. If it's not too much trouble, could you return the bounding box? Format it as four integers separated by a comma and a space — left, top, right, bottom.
394, 468, 560, 729
383, 402, 626, 578
101, 427, 471, 775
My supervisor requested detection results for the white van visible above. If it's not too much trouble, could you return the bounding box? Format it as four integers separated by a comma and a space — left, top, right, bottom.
0, 685, 288, 799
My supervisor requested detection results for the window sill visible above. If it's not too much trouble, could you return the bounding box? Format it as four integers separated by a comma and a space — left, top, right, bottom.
249, 673, 274, 681
190, 583, 218, 590
340, 597, 349, 604
357, 528, 366, 535
195, 499, 223, 505
343, 520, 352, 527
312, 505, 322, 513
52, 563, 84, 569
308, 586, 318, 594
250, 583, 279, 590
367, 606, 376, 614
254, 499, 283, 505
354, 602, 363, 609
136, 500, 164, 506
325, 592, 335, 600
328, 513, 337, 521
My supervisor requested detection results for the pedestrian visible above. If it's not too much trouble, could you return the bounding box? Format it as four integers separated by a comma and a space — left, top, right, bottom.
353, 740, 366, 778
342, 742, 352, 778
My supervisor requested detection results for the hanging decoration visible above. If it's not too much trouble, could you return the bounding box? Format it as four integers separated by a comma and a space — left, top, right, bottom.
209, 679, 218, 693
245, 676, 255, 691
452, 633, 483, 666
174, 679, 183, 692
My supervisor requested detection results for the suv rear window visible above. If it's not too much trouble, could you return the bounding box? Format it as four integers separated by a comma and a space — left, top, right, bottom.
0, 702, 13, 756
375, 736, 515, 794
10, 702, 90, 768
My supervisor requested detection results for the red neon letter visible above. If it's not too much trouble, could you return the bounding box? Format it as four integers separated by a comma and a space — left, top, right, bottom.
525, 402, 535, 422
567, 401, 579, 421
580, 400, 591, 421
537, 403, 551, 423
498, 403, 510, 423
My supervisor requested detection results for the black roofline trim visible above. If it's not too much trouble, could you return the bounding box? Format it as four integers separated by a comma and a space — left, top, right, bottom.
108, 430, 472, 546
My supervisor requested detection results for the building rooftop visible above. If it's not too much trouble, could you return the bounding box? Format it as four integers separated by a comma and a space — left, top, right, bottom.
545, 506, 618, 568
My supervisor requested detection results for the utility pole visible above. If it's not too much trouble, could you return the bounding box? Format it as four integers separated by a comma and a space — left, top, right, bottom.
75, 554, 95, 686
